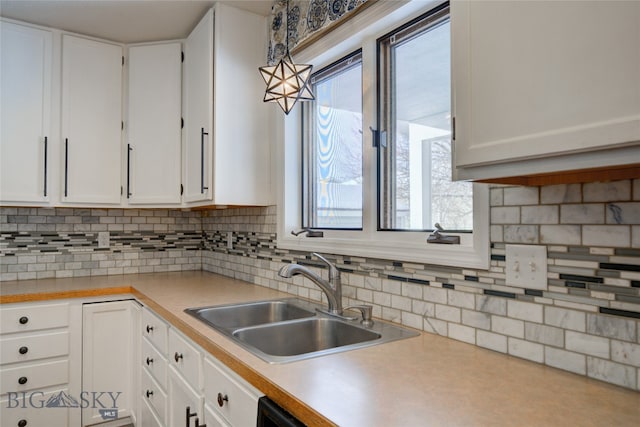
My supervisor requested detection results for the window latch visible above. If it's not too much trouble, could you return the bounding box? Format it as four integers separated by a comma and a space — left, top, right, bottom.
291, 228, 324, 238
370, 127, 387, 148
427, 223, 460, 244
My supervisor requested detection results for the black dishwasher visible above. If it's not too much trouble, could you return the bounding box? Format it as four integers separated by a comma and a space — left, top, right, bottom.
257, 396, 307, 427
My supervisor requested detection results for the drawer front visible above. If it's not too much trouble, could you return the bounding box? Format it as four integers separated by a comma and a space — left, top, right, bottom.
142, 368, 168, 425
0, 331, 69, 365
140, 395, 165, 427
142, 308, 168, 355
0, 302, 69, 335
204, 402, 231, 427
0, 388, 70, 427
142, 337, 167, 390
203, 356, 262, 427
168, 329, 202, 391
1, 359, 69, 395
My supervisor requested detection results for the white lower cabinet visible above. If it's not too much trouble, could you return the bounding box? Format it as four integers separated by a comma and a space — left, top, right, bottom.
138, 306, 264, 427
168, 365, 205, 427
82, 300, 140, 426
0, 301, 75, 427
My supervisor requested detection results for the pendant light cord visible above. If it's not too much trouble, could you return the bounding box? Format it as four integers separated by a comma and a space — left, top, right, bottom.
284, 0, 290, 56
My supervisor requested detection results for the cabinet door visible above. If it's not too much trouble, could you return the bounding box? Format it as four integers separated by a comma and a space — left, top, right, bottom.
0, 20, 52, 204
213, 4, 271, 205
168, 366, 204, 427
61, 34, 122, 204
82, 300, 139, 426
452, 1, 640, 179
127, 43, 182, 205
183, 9, 213, 203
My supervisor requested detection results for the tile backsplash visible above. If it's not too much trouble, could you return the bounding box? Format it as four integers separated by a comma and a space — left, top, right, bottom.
1, 179, 639, 391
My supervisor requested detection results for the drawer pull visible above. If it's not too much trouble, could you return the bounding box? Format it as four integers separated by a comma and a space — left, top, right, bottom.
146, 325, 154, 333
217, 392, 228, 407
18, 376, 28, 385
146, 390, 153, 398
18, 420, 27, 427
146, 357, 154, 365
19, 346, 29, 355
174, 352, 183, 363
19, 316, 29, 325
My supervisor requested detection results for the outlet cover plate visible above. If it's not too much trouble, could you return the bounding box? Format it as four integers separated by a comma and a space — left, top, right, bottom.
505, 244, 548, 290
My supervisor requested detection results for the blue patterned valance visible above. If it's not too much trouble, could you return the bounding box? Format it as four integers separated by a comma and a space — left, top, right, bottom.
267, 0, 370, 64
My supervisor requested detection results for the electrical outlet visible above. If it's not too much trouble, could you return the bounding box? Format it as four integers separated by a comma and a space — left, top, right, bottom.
227, 231, 233, 250
98, 232, 110, 249
505, 244, 548, 290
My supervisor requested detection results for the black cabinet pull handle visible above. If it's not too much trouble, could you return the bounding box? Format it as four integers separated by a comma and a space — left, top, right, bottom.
174, 352, 183, 363
19, 316, 29, 325
186, 406, 196, 427
217, 392, 228, 407
146, 357, 153, 365
43, 136, 48, 197
18, 420, 27, 427
146, 390, 153, 398
200, 127, 209, 194
64, 138, 69, 197
18, 376, 28, 385
19, 346, 28, 355
146, 325, 153, 333
126, 144, 132, 198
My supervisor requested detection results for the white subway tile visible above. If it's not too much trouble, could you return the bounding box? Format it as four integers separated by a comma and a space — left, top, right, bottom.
477, 330, 507, 353
587, 313, 636, 342
545, 306, 586, 332
504, 187, 539, 206
583, 225, 631, 248
504, 225, 539, 243
545, 347, 586, 375
606, 202, 640, 225
447, 290, 475, 309
560, 204, 604, 224
611, 340, 640, 368
449, 323, 476, 345
492, 316, 524, 338
508, 300, 543, 323
435, 304, 461, 323
475, 295, 507, 315
587, 357, 636, 389
541, 225, 582, 246
462, 309, 491, 330
525, 323, 564, 347
584, 181, 631, 202
508, 337, 544, 363
541, 184, 582, 204
491, 207, 520, 224
423, 317, 448, 336
423, 286, 447, 304
566, 331, 610, 358
490, 188, 504, 206
521, 205, 559, 224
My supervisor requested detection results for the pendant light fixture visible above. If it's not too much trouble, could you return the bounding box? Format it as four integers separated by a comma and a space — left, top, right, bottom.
259, 0, 314, 114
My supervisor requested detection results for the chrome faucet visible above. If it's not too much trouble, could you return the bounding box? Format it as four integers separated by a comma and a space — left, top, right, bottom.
278, 253, 343, 315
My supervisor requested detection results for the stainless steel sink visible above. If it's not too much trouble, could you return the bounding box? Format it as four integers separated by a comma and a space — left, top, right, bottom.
233, 318, 381, 357
184, 298, 316, 331
185, 298, 419, 363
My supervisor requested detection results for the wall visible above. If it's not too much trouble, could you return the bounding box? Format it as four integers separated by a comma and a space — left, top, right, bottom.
201, 180, 640, 391
0, 208, 201, 280
2, 180, 639, 391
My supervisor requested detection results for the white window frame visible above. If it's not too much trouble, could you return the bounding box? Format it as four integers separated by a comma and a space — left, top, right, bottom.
276, 0, 489, 269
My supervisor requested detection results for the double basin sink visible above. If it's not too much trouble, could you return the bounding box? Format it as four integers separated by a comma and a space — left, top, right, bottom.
185, 298, 419, 363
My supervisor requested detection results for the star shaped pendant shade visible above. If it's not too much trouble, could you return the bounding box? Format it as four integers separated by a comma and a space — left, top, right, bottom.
259, 0, 314, 114
259, 53, 314, 114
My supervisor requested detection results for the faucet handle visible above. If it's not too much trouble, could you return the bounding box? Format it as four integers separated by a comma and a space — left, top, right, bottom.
312, 253, 340, 279
344, 305, 374, 327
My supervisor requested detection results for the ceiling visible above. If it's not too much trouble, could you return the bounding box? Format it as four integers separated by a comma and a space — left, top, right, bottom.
0, 0, 274, 43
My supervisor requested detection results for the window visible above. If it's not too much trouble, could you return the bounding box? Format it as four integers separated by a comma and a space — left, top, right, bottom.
378, 5, 472, 232
278, 1, 489, 269
302, 51, 363, 229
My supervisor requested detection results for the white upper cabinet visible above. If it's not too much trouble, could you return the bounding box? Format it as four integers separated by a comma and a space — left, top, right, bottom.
452, 1, 640, 182
183, 9, 214, 203
183, 4, 271, 206
61, 34, 123, 204
0, 20, 52, 204
127, 43, 182, 205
